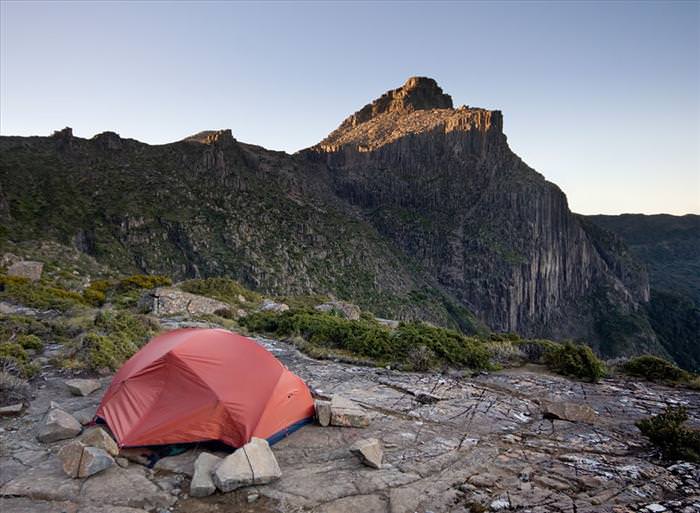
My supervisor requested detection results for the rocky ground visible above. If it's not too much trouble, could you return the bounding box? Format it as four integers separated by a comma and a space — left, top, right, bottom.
1, 317, 699, 513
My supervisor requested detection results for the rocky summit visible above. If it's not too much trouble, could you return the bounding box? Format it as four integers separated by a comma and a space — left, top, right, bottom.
0, 77, 693, 364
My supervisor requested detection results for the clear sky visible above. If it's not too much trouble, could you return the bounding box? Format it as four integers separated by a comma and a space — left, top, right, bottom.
1, 1, 698, 215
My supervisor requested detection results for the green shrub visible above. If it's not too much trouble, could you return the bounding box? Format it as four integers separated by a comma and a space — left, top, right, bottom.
0, 275, 85, 311
180, 277, 261, 305
622, 355, 687, 383
82, 310, 158, 370
16, 334, 43, 351
117, 274, 172, 291
240, 309, 490, 371
544, 342, 607, 382
0, 343, 28, 362
637, 406, 700, 462
82, 287, 106, 306
514, 339, 559, 363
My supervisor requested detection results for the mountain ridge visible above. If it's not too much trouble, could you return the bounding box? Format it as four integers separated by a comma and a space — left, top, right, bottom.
0, 76, 686, 365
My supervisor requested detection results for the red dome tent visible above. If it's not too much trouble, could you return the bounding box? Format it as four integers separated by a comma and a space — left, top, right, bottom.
96, 328, 315, 448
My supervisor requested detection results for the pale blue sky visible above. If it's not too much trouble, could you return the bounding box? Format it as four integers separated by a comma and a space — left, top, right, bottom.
1, 1, 698, 214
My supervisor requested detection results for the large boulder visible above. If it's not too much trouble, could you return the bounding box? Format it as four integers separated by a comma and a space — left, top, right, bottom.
139, 287, 229, 316
314, 301, 361, 320
541, 400, 597, 424
7, 260, 43, 282
65, 378, 101, 397
259, 299, 289, 313
81, 427, 119, 456
213, 438, 281, 492
36, 408, 82, 443
330, 395, 370, 428
190, 452, 222, 497
350, 438, 383, 469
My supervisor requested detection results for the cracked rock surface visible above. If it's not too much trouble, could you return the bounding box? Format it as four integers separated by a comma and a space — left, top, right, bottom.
1, 331, 699, 513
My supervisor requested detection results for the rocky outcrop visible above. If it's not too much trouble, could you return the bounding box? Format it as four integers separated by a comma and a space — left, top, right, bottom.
307, 77, 654, 352
138, 287, 229, 317
7, 261, 43, 282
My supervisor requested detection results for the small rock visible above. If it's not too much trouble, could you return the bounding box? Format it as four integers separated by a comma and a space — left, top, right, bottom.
78, 446, 114, 477
0, 403, 24, 416
81, 427, 119, 456
65, 378, 101, 396
58, 440, 86, 478
116, 457, 129, 468
315, 400, 331, 427
350, 438, 383, 469
541, 400, 596, 424
213, 438, 281, 492
247, 492, 260, 503
330, 395, 369, 428
646, 505, 667, 513
490, 496, 511, 511
7, 260, 43, 281
36, 408, 82, 442
190, 452, 222, 498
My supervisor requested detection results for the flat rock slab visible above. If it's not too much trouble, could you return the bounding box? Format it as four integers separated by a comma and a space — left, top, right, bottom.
350, 438, 383, 469
541, 399, 597, 424
213, 437, 281, 492
36, 408, 82, 443
65, 379, 101, 397
190, 452, 222, 498
330, 395, 369, 428
7, 261, 43, 281
0, 403, 24, 416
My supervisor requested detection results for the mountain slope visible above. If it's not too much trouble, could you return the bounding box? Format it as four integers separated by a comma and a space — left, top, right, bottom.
587, 214, 700, 371
0, 77, 671, 359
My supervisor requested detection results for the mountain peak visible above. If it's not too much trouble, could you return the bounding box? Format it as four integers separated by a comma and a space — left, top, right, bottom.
340, 76, 453, 130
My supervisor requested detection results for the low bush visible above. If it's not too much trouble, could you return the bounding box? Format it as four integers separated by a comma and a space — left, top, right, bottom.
514, 339, 559, 363
0, 364, 31, 405
16, 334, 43, 351
82, 310, 158, 370
0, 342, 38, 378
486, 341, 525, 366
637, 406, 700, 462
117, 274, 172, 291
82, 287, 106, 306
621, 355, 688, 383
543, 341, 607, 382
0, 275, 85, 311
240, 309, 490, 371
180, 277, 261, 305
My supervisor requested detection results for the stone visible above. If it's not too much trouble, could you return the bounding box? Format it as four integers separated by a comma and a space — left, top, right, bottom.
7, 260, 43, 281
330, 395, 370, 428
244, 437, 282, 485
57, 440, 86, 478
350, 438, 383, 469
646, 505, 667, 513
116, 457, 129, 468
213, 437, 281, 492
78, 446, 114, 477
0, 403, 23, 416
314, 300, 361, 320
81, 427, 119, 456
375, 318, 400, 329
65, 378, 101, 396
260, 299, 289, 313
138, 287, 229, 316
36, 408, 82, 442
315, 399, 332, 427
72, 407, 95, 425
190, 452, 222, 498
247, 492, 260, 502
541, 400, 597, 424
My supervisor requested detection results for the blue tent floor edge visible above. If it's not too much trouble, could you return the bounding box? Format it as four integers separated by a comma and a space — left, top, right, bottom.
267, 416, 314, 446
